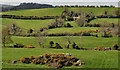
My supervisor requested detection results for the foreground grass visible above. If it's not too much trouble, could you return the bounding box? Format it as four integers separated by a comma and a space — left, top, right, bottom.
11, 36, 118, 49
2, 48, 118, 68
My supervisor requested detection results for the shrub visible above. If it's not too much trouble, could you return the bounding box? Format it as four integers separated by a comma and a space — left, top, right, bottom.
55, 43, 63, 49
12, 53, 84, 68
27, 29, 33, 33
13, 43, 24, 48
113, 44, 119, 50
72, 42, 76, 49
20, 57, 31, 64
66, 23, 73, 27
49, 41, 54, 48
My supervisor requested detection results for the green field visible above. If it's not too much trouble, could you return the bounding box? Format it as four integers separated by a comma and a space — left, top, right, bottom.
1, 7, 119, 69
89, 18, 119, 24
10, 36, 118, 49
2, 8, 63, 17
68, 7, 118, 16
2, 7, 118, 17
2, 18, 54, 29
47, 27, 98, 35
2, 48, 118, 68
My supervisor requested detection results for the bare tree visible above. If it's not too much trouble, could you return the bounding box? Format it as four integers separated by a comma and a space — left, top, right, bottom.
9, 23, 22, 35
35, 29, 47, 48
76, 15, 87, 27
78, 33, 83, 48
2, 26, 13, 47
64, 34, 73, 49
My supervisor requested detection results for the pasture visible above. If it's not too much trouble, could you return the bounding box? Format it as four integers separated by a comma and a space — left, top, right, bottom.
2, 7, 118, 17
10, 36, 118, 49
2, 48, 118, 68
1, 6, 119, 69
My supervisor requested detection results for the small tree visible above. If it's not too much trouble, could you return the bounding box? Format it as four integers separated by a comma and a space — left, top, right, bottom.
66, 23, 72, 27
27, 29, 33, 33
72, 42, 76, 49
76, 16, 87, 27
2, 27, 13, 47
113, 44, 119, 50
105, 10, 107, 15
64, 34, 73, 49
36, 29, 47, 48
49, 41, 54, 48
9, 23, 22, 35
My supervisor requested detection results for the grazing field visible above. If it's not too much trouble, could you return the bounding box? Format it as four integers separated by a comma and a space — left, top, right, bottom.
89, 18, 119, 24
2, 7, 118, 17
68, 7, 118, 16
1, 6, 119, 69
2, 18, 54, 29
2, 48, 118, 68
47, 27, 98, 34
2, 8, 63, 17
11, 36, 118, 49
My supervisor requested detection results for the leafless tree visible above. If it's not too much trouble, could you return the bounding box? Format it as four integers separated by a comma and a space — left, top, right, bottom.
64, 34, 73, 49
35, 29, 47, 48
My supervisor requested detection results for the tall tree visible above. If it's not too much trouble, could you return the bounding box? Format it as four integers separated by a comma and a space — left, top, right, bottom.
76, 16, 87, 27
2, 27, 13, 47
64, 34, 73, 49
35, 29, 47, 48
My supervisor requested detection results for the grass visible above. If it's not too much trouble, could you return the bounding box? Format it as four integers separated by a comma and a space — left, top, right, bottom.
2, 18, 54, 29
2, 8, 63, 17
2, 7, 118, 17
47, 27, 98, 35
89, 18, 119, 24
2, 48, 118, 68
1, 7, 119, 69
10, 36, 118, 49
68, 7, 118, 16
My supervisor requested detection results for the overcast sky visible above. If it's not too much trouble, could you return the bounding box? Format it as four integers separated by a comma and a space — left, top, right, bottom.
0, 0, 119, 6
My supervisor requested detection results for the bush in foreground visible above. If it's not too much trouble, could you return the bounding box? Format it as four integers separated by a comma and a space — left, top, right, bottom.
11, 53, 85, 69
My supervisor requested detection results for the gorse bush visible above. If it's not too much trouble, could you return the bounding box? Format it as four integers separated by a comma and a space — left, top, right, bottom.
12, 53, 85, 69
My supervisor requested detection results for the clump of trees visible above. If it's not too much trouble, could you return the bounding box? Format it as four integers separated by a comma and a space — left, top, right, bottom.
99, 27, 119, 37
9, 23, 22, 35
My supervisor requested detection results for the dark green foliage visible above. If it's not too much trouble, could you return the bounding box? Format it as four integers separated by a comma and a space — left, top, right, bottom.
64, 23, 73, 27
113, 44, 119, 50
27, 29, 33, 33
67, 17, 74, 21
72, 42, 76, 49
13, 43, 24, 48
55, 43, 63, 49
76, 45, 80, 49
105, 11, 107, 15
49, 41, 54, 48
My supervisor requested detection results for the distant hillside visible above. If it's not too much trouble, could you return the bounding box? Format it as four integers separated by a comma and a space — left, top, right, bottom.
0, 4, 12, 7
2, 3, 54, 12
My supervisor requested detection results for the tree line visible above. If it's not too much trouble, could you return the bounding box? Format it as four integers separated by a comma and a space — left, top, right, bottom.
1, 15, 59, 20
